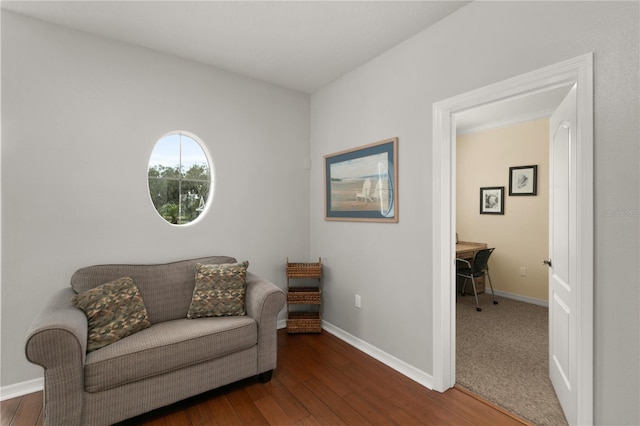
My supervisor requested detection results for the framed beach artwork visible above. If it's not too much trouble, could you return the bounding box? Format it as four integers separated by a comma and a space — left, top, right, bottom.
509, 165, 537, 196
480, 186, 504, 215
324, 137, 398, 222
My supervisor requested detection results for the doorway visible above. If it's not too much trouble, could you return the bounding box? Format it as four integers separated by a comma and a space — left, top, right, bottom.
454, 110, 565, 424
431, 54, 593, 425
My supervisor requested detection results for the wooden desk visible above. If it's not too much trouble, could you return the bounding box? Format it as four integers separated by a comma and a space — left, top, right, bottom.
456, 241, 488, 293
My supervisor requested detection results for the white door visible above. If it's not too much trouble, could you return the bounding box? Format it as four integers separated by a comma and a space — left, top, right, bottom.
548, 84, 578, 425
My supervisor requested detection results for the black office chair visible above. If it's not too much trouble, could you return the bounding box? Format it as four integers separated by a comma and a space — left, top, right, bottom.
456, 248, 498, 312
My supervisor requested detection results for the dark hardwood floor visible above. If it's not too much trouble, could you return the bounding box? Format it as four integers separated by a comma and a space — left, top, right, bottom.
2, 329, 527, 425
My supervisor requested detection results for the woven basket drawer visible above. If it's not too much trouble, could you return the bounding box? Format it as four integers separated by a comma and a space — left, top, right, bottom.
286, 262, 322, 278
287, 288, 321, 304
286, 312, 322, 333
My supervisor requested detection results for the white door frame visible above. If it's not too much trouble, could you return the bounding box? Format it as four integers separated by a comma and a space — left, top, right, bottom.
431, 54, 593, 424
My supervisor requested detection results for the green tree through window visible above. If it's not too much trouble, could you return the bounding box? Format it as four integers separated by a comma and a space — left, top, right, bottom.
148, 133, 211, 225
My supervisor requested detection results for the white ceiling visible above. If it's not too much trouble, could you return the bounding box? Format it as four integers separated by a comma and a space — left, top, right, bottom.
2, 0, 471, 94
2, 0, 571, 128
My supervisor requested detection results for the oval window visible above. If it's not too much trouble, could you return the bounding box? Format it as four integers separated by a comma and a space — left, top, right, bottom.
147, 132, 211, 225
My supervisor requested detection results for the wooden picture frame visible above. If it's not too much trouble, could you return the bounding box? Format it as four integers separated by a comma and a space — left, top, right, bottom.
480, 186, 504, 215
509, 165, 537, 196
324, 137, 398, 222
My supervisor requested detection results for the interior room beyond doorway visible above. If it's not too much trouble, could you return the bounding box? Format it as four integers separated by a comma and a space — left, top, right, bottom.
456, 118, 550, 305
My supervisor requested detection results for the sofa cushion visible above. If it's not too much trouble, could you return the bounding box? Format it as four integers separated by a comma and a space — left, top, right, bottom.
70, 256, 237, 324
71, 277, 151, 352
187, 262, 249, 318
84, 316, 257, 393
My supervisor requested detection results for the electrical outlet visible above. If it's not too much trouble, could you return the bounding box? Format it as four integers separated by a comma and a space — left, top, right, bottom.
355, 294, 362, 308
520, 267, 527, 276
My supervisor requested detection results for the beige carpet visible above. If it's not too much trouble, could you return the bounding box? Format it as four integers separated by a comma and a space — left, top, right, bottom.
456, 292, 568, 426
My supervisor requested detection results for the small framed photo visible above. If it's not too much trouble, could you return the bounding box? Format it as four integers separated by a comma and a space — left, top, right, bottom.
509, 165, 537, 196
480, 187, 504, 215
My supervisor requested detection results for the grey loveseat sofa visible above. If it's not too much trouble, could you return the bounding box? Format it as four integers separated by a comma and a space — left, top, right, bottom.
25, 256, 285, 426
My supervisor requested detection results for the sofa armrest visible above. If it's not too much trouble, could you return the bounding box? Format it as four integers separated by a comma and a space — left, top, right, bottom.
244, 272, 285, 374
25, 288, 87, 426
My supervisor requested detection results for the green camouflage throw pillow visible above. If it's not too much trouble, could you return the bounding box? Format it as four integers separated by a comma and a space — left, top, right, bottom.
187, 261, 249, 318
71, 277, 151, 352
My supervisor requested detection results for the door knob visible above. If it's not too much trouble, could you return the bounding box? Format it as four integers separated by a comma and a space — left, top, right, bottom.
543, 259, 552, 267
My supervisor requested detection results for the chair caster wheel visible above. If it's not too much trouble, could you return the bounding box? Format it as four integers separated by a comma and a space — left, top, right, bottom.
493, 301, 498, 305
476, 307, 482, 312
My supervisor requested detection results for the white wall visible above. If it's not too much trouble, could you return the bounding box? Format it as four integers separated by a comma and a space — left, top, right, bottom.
310, 1, 639, 424
1, 12, 310, 387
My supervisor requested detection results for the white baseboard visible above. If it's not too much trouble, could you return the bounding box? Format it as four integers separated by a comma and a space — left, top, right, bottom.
488, 289, 549, 307
0, 377, 43, 401
321, 321, 434, 390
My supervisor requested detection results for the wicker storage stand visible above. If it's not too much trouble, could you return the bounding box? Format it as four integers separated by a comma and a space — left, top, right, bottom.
286, 258, 322, 333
